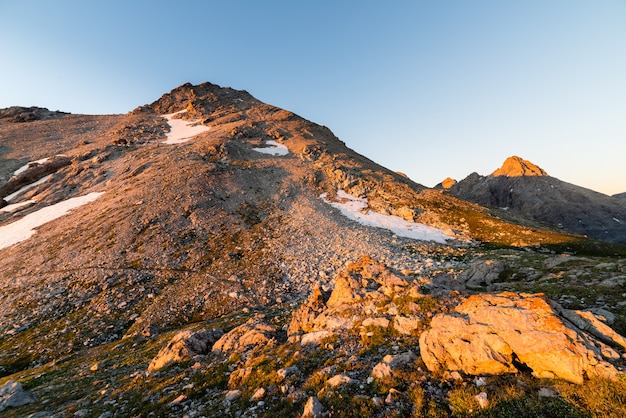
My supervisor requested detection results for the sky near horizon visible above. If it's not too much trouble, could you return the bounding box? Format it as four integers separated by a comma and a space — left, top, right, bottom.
1, 1, 625, 195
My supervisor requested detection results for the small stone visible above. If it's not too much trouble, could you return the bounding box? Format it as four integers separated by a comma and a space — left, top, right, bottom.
169, 394, 187, 405
475, 392, 489, 409
251, 388, 265, 401
302, 396, 324, 418
385, 388, 401, 405
326, 374, 353, 388
371, 363, 393, 379
474, 377, 487, 387
448, 371, 462, 381
224, 390, 241, 401
538, 388, 558, 398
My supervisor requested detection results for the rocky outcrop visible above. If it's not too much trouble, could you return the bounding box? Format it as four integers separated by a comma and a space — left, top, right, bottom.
492, 156, 548, 177
288, 256, 430, 342
0, 155, 71, 200
0, 380, 37, 412
0, 106, 69, 123
148, 328, 223, 371
420, 292, 625, 384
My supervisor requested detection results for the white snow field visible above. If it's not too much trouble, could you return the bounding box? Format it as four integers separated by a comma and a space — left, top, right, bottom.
252, 140, 289, 156
162, 110, 210, 144
0, 192, 104, 249
321, 189, 453, 243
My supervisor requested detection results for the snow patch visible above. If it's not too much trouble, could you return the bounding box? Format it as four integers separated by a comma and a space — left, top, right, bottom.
321, 190, 453, 243
252, 140, 289, 156
614, 217, 622, 224
4, 175, 52, 202
1, 200, 35, 213
0, 192, 104, 250
162, 110, 210, 144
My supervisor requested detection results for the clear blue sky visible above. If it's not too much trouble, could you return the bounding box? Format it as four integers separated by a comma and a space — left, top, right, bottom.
1, 1, 625, 195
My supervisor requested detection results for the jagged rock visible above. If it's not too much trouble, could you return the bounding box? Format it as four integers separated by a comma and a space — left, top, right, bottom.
0, 380, 37, 412
287, 285, 329, 336
212, 315, 277, 354
302, 396, 324, 418
419, 292, 624, 384
148, 328, 223, 371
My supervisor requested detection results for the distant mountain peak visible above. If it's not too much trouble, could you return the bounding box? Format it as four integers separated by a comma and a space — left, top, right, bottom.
492, 156, 548, 177
440, 177, 457, 189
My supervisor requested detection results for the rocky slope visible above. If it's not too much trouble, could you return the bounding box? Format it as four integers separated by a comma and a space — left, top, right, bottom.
440, 156, 626, 244
614, 192, 626, 201
1, 83, 625, 417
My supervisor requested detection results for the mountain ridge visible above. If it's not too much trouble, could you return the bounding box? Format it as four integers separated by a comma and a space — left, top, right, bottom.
440, 156, 626, 244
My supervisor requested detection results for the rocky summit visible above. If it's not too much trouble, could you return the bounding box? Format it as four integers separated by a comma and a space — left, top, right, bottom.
1, 82, 625, 417
442, 156, 626, 245
491, 156, 548, 177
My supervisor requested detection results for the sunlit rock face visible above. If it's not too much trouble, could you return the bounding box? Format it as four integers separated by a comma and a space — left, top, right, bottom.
491, 156, 548, 177
419, 292, 622, 384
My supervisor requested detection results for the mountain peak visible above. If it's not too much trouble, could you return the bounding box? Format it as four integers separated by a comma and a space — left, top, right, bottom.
492, 156, 548, 177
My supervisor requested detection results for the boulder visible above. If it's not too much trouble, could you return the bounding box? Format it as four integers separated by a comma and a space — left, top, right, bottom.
459, 259, 506, 288
148, 328, 223, 371
0, 380, 37, 412
420, 292, 623, 384
392, 315, 422, 335
212, 315, 277, 354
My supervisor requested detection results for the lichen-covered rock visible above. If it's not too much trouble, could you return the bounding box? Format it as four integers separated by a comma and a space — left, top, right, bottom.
212, 315, 277, 354
148, 328, 223, 371
419, 292, 624, 384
